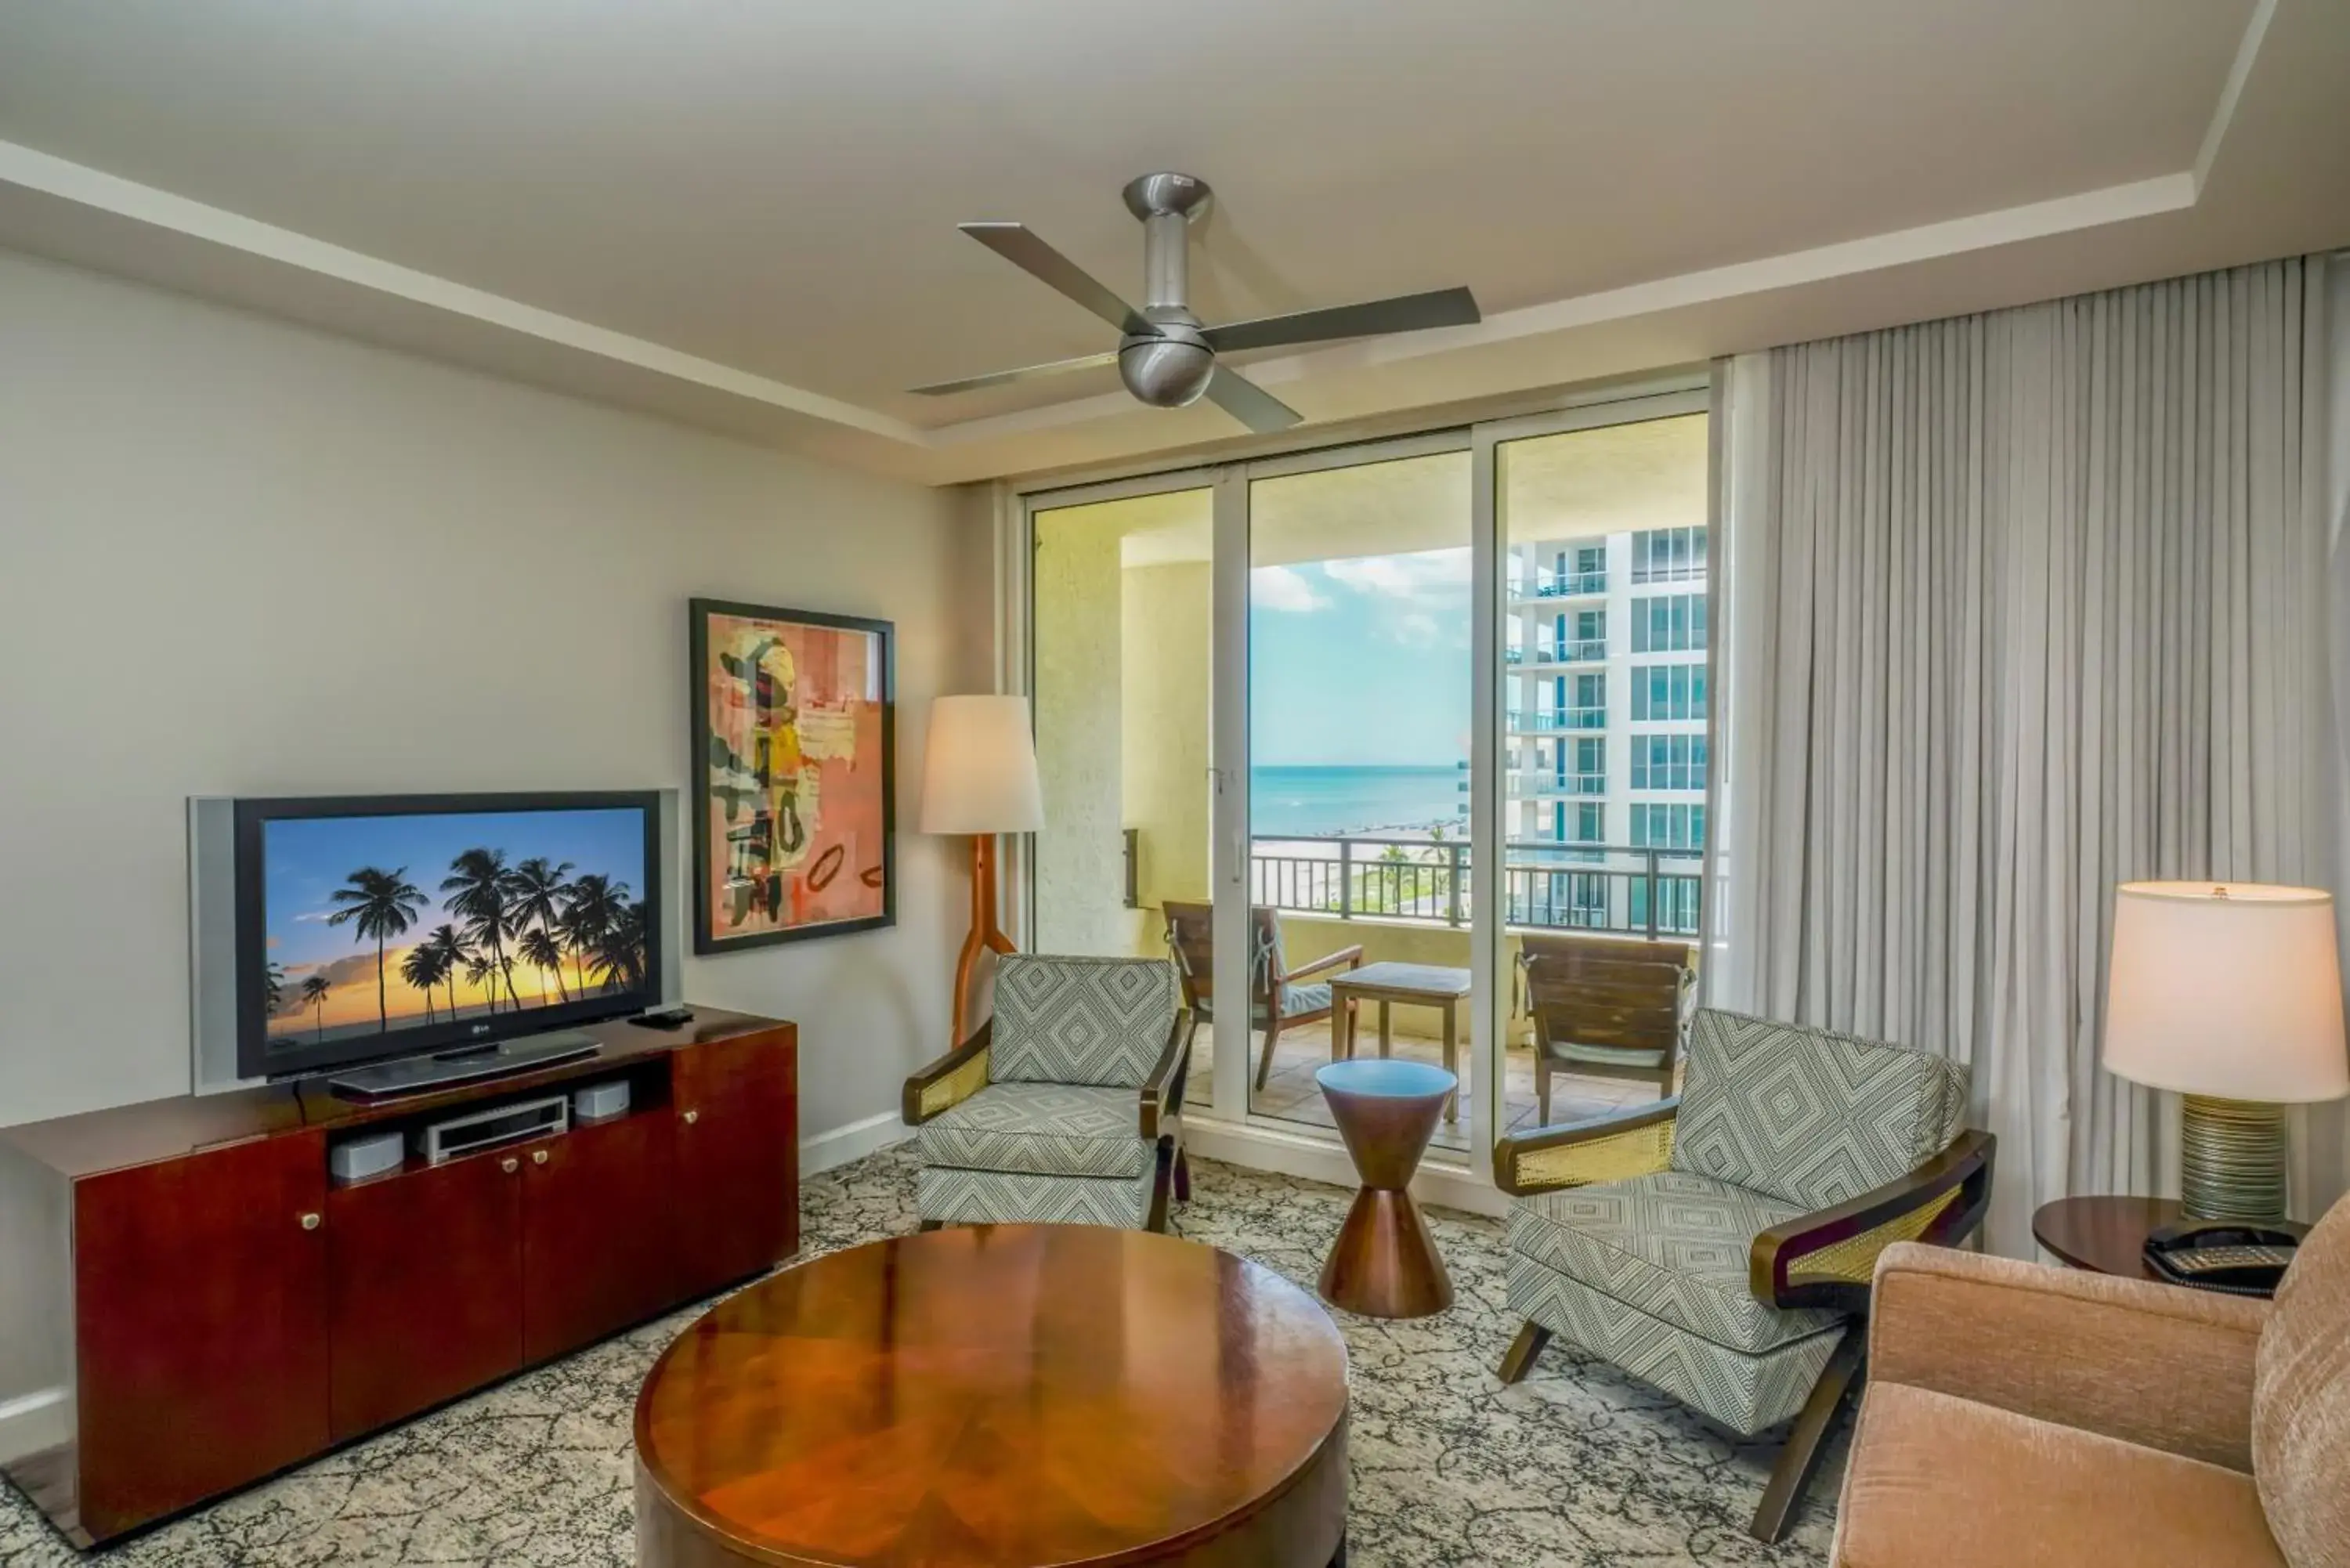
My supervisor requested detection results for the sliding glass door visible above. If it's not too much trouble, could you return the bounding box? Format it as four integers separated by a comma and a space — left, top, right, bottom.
1023, 383, 1712, 1187
1245, 439, 1474, 1154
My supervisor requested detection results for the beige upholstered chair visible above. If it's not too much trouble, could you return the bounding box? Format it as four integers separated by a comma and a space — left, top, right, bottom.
902, 954, 1190, 1231
1832, 1193, 2350, 1568
1491, 1007, 1994, 1541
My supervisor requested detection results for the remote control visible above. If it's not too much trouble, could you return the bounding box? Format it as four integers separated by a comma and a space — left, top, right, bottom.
629, 1006, 696, 1030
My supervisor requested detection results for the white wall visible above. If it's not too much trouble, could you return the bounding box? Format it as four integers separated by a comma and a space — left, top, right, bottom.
0, 249, 988, 1146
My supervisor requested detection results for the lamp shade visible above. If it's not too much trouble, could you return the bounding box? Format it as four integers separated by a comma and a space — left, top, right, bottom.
919, 695, 1044, 836
2103, 881, 2350, 1102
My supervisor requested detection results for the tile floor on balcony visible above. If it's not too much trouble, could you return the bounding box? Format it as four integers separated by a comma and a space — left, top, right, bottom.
1185, 1016, 1664, 1158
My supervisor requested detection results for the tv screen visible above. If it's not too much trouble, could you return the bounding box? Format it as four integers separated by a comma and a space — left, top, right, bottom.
234, 793, 663, 1080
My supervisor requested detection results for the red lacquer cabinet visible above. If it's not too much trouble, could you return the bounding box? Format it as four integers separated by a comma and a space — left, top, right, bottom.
0, 1013, 796, 1547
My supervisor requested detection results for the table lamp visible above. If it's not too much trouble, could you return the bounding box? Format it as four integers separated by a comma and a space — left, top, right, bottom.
920, 695, 1044, 1043
2103, 881, 2350, 1223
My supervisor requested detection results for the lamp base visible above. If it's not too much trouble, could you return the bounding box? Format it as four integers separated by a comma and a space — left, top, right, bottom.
950, 833, 1017, 1045
2179, 1094, 2287, 1223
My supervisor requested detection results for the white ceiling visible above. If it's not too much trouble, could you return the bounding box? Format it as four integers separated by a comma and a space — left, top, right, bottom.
1, 1, 2344, 486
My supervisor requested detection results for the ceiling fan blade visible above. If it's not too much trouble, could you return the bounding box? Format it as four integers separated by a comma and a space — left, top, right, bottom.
1202, 285, 1481, 356
1203, 365, 1302, 435
908, 350, 1120, 396
960, 222, 1155, 338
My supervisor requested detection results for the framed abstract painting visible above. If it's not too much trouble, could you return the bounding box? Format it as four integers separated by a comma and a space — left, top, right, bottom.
689, 599, 895, 953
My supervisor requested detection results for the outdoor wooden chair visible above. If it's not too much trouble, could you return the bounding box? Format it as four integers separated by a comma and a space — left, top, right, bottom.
1161, 901, 1362, 1091
1518, 932, 1694, 1122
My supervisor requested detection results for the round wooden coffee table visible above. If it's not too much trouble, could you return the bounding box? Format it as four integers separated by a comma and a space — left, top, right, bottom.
634, 1225, 1351, 1568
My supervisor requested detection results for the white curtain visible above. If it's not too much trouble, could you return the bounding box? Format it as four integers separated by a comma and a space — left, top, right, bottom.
1708, 255, 2341, 1255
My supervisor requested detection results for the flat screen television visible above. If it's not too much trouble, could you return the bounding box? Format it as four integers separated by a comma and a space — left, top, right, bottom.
208, 792, 668, 1084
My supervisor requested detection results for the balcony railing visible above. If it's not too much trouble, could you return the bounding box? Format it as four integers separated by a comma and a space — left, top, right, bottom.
1248, 836, 1702, 938
1506, 707, 1607, 732
1523, 773, 1607, 797
1524, 570, 1607, 598
1504, 638, 1608, 666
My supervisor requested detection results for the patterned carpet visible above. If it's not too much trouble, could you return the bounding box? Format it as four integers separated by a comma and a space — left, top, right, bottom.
0, 1145, 1839, 1566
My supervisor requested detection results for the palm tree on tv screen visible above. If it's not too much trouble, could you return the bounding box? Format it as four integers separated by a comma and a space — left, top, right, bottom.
326, 865, 428, 1032
465, 950, 501, 1013
263, 958, 287, 1017
588, 901, 649, 993
560, 874, 632, 995
301, 974, 331, 1041
398, 942, 445, 1025
517, 926, 568, 1005
422, 924, 473, 1019
443, 848, 524, 1013
503, 857, 574, 935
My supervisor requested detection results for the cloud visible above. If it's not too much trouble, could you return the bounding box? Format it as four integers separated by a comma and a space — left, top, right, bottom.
1321, 547, 1470, 605
286, 952, 391, 987
1251, 565, 1329, 612
292, 910, 334, 923
1391, 611, 1444, 647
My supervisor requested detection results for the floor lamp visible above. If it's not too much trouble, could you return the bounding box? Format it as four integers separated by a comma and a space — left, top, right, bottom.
2103, 881, 2350, 1223
920, 695, 1044, 1044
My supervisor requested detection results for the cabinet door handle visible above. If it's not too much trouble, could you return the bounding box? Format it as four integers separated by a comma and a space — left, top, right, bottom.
531, 1148, 550, 1166
298, 1212, 322, 1231
501, 1156, 521, 1174
682, 1109, 700, 1125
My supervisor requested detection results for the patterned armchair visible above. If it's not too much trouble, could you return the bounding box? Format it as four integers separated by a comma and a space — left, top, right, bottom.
902, 954, 1191, 1232
1491, 1008, 1995, 1542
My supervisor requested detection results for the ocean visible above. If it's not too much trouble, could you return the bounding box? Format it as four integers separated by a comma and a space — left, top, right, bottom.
1250, 764, 1466, 839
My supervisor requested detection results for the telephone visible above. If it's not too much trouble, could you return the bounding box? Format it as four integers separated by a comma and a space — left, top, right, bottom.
2142, 1219, 2306, 1296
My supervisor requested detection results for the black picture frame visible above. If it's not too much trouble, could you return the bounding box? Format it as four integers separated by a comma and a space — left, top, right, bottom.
689, 598, 896, 955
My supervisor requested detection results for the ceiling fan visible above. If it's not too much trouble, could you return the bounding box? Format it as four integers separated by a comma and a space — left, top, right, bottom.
910, 172, 1481, 433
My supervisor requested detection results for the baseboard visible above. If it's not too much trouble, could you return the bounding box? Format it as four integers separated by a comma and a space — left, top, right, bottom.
801, 1109, 912, 1176
0, 1388, 70, 1467
1180, 1116, 1510, 1219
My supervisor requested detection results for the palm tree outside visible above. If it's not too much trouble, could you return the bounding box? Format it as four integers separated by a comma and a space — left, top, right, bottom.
301, 974, 331, 1041
326, 866, 428, 1032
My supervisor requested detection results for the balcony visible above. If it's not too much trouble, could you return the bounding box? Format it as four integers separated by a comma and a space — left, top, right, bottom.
1522, 773, 1607, 797
1506, 707, 1606, 732
1504, 637, 1608, 667
1510, 569, 1607, 601
1249, 834, 1702, 939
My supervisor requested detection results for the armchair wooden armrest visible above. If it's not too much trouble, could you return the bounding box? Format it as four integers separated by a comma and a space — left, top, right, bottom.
1748, 1129, 1994, 1315
1281, 945, 1364, 985
1137, 1010, 1193, 1140
901, 1020, 992, 1126
1492, 1097, 1679, 1196
1866, 1240, 2266, 1472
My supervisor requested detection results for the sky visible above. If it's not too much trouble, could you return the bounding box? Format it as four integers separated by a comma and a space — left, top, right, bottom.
1250, 547, 1470, 768
263, 807, 645, 1031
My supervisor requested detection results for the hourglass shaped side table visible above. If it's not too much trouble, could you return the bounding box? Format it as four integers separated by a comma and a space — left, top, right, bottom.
1314, 1057, 1458, 1319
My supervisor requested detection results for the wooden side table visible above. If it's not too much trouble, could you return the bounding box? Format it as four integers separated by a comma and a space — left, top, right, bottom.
1314, 1057, 1456, 1321
1328, 961, 1471, 1122
2031, 1195, 2183, 1281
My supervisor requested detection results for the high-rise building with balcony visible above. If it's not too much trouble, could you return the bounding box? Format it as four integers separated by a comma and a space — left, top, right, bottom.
1505, 523, 1708, 932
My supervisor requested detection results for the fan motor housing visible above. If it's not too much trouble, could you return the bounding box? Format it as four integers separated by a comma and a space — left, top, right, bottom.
1119, 320, 1214, 408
